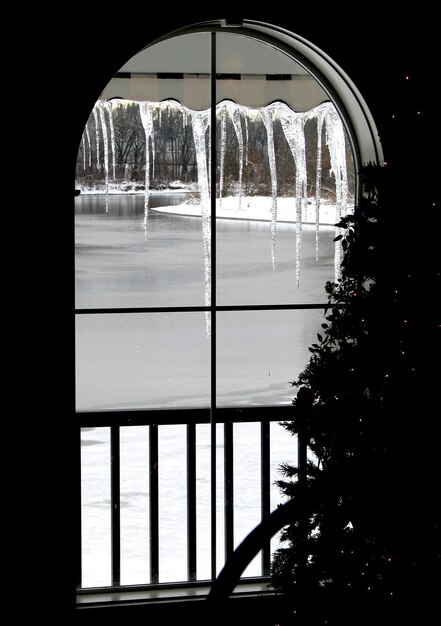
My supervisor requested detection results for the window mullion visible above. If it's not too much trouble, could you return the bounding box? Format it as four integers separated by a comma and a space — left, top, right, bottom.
210, 30, 217, 582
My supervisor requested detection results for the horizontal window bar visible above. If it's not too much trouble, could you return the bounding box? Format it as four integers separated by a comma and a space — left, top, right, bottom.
75, 306, 209, 315
75, 303, 328, 315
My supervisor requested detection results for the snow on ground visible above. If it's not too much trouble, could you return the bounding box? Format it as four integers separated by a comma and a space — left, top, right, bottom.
153, 194, 342, 225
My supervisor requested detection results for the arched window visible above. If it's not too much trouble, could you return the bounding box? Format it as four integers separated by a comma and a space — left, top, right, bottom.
75, 19, 382, 602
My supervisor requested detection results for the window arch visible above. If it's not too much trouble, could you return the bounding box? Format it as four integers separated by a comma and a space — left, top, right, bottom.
75, 19, 382, 600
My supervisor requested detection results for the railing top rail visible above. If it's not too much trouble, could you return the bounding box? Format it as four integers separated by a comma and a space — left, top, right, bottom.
77, 405, 295, 427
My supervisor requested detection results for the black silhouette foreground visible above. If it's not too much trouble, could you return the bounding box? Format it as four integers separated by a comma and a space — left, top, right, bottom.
208, 159, 440, 626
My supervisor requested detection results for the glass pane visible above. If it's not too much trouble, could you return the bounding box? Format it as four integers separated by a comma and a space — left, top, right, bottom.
216, 33, 328, 110
102, 32, 213, 109
75, 312, 210, 411
75, 32, 212, 309
216, 219, 337, 304
75, 193, 207, 308
215, 33, 355, 305
216, 308, 326, 407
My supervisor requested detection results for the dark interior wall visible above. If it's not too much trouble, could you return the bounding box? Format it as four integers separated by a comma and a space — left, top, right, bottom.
69, 11, 435, 156
17, 6, 436, 621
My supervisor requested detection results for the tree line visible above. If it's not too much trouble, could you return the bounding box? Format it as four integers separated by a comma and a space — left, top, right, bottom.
76, 100, 355, 201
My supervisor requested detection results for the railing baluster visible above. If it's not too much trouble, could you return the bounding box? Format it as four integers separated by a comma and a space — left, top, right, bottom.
261, 420, 271, 575
224, 421, 234, 559
149, 423, 159, 583
110, 425, 121, 586
187, 423, 197, 581
77, 428, 83, 589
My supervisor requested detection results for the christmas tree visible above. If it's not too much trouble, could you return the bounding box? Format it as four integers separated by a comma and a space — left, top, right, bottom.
270, 145, 440, 624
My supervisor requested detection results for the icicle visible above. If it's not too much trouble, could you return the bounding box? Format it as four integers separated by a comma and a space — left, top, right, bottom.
276, 102, 307, 287
230, 103, 244, 211
82, 134, 86, 170
244, 115, 249, 166
207, 114, 212, 196
98, 101, 110, 212
106, 101, 116, 180
150, 104, 161, 182
219, 103, 227, 208
218, 101, 244, 210
92, 104, 100, 170
139, 101, 154, 240
260, 105, 278, 269
190, 108, 211, 337
314, 111, 325, 261
85, 124, 92, 168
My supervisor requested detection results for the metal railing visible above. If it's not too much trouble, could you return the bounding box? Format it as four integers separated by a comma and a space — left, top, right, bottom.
76, 405, 296, 594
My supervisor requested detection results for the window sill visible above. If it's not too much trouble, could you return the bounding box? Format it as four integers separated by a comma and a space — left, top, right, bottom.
76, 577, 274, 609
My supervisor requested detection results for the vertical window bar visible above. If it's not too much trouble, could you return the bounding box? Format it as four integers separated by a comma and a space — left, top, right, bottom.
210, 30, 217, 582
149, 423, 159, 583
261, 420, 271, 575
187, 423, 197, 581
110, 425, 121, 586
77, 427, 83, 589
224, 421, 234, 559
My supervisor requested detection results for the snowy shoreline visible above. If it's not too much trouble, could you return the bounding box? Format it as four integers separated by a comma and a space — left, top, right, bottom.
150, 198, 343, 226
76, 187, 351, 226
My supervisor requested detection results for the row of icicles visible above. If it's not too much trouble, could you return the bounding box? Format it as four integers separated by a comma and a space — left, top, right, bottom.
81, 98, 351, 336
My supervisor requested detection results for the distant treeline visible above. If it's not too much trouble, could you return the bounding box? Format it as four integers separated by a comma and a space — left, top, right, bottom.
76, 100, 355, 200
